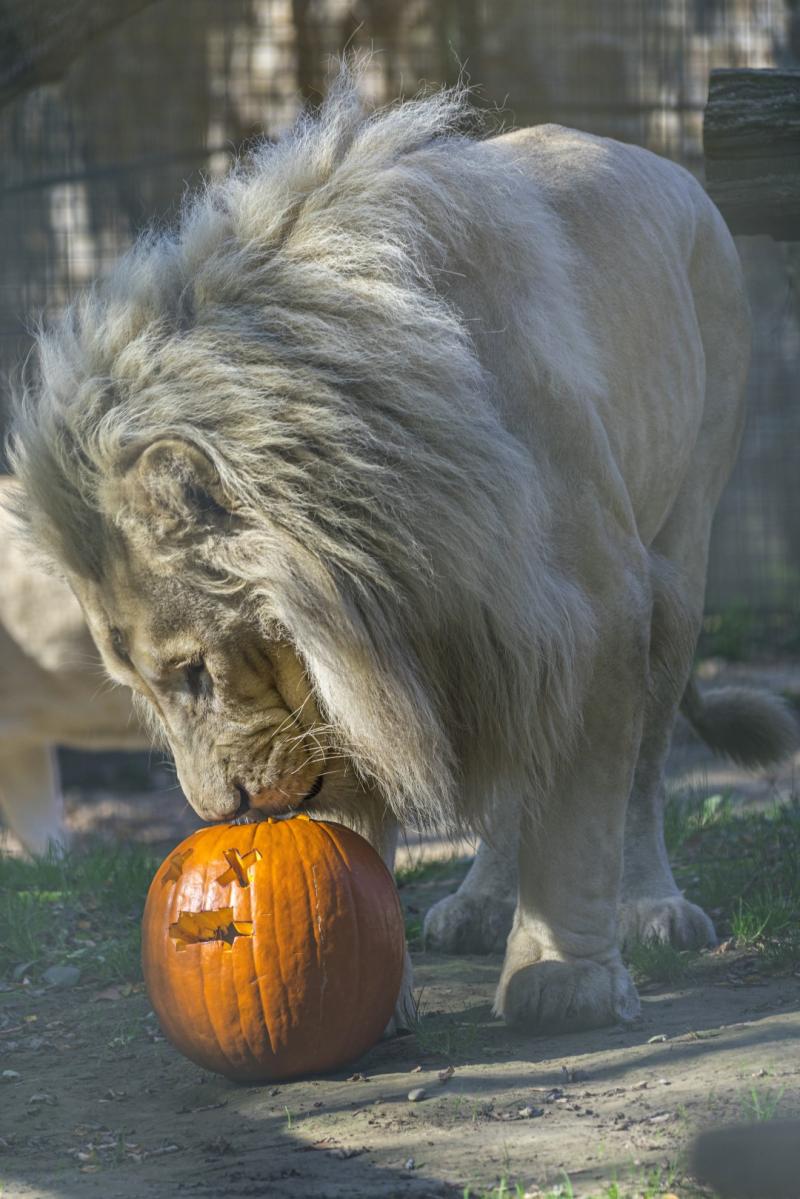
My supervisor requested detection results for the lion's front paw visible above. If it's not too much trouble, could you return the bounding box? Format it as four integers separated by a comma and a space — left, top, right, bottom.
423, 891, 514, 955
618, 895, 716, 951
494, 955, 640, 1033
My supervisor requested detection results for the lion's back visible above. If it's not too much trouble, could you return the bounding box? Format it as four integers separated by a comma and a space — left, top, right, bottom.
486, 124, 748, 545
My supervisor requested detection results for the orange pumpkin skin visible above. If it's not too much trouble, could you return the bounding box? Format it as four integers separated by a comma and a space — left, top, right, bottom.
141, 815, 405, 1082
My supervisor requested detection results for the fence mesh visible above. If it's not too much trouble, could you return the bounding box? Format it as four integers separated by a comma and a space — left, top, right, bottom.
1, 0, 798, 651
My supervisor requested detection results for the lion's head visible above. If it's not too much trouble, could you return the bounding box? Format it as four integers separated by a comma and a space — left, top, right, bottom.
10, 73, 590, 833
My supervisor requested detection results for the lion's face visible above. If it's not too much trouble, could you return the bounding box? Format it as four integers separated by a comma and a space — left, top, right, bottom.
73, 547, 335, 823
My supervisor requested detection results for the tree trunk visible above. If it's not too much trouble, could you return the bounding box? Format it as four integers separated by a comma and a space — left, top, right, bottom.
703, 67, 800, 240
0, 0, 162, 107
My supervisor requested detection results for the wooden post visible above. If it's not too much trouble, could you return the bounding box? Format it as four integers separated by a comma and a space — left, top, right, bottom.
703, 67, 800, 240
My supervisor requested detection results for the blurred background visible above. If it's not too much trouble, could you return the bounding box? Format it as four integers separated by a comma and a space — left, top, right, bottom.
0, 0, 798, 835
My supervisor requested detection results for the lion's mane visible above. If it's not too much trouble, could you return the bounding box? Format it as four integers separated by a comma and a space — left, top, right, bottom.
11, 69, 597, 832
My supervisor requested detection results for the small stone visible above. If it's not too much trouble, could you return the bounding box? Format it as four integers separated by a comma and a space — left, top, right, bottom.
647, 1034, 668, 1044
28, 1092, 56, 1105
518, 1106, 544, 1119
42, 965, 81, 988
404, 1158, 416, 1170
407, 1088, 426, 1102
1, 1071, 21, 1082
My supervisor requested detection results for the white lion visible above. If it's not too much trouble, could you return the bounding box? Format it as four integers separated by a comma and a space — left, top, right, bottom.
9, 74, 796, 1031
0, 479, 147, 855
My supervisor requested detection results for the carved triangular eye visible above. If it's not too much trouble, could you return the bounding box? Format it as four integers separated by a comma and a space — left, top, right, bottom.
161, 848, 193, 885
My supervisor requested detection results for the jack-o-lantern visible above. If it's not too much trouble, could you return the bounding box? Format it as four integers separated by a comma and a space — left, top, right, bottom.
141, 814, 405, 1081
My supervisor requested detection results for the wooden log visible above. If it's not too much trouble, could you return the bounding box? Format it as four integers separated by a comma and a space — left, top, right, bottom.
703, 67, 800, 240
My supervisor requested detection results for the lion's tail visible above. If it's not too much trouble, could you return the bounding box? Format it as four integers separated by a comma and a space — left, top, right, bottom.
690, 1120, 800, 1199
680, 678, 798, 768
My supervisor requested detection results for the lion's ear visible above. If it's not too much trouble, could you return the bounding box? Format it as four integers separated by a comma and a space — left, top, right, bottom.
106, 439, 234, 542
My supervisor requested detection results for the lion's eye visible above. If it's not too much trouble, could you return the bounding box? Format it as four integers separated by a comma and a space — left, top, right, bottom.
185, 656, 211, 700
109, 627, 130, 664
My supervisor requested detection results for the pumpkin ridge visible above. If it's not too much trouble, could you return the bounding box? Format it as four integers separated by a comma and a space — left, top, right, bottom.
317, 823, 365, 1060
287, 816, 327, 1068
263, 819, 288, 1059
227, 823, 263, 1072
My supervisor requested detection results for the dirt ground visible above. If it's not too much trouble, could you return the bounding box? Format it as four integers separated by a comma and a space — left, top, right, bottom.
2, 661, 800, 1198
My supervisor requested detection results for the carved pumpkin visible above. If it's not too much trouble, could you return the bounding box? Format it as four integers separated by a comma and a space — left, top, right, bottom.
142, 814, 405, 1081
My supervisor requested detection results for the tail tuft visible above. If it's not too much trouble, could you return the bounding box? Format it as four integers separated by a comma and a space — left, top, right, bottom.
681, 680, 798, 768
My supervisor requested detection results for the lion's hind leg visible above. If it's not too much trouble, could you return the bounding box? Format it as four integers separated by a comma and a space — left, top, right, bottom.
422, 799, 518, 956
621, 206, 751, 951
619, 546, 718, 951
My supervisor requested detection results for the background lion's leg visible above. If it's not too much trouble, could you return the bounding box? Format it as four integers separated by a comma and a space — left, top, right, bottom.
422, 801, 518, 955
0, 742, 67, 857
494, 624, 646, 1033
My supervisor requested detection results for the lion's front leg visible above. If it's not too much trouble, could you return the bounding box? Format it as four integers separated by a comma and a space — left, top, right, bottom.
494, 627, 645, 1033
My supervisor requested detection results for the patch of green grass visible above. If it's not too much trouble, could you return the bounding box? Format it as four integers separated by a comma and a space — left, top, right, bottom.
414, 1011, 480, 1061
663, 791, 734, 857
699, 601, 757, 661
404, 914, 424, 949
741, 1083, 785, 1122
626, 939, 693, 987
395, 856, 471, 888
0, 843, 160, 986
408, 992, 481, 1062
660, 794, 800, 974
731, 889, 796, 943
463, 1164, 687, 1199
464, 1179, 527, 1199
